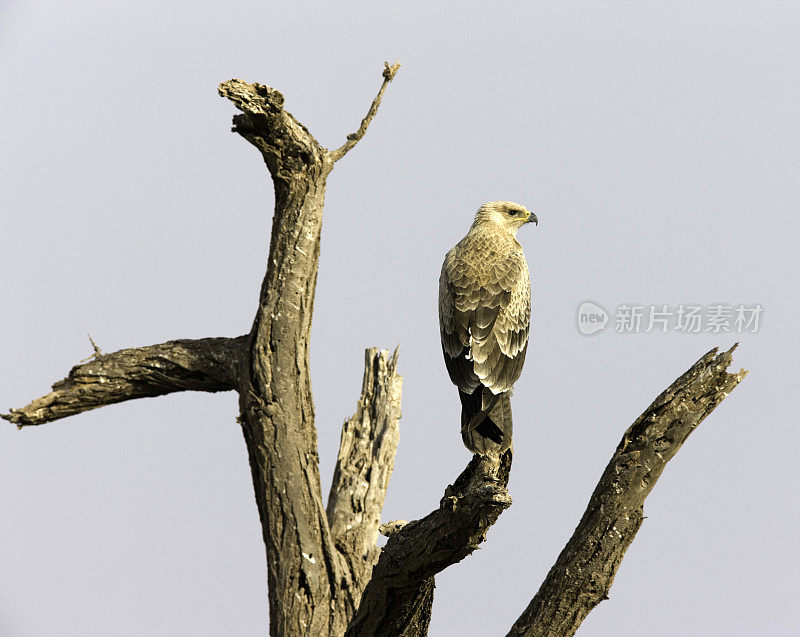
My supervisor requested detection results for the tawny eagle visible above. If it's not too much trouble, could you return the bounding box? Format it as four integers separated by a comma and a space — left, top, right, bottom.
439, 201, 536, 454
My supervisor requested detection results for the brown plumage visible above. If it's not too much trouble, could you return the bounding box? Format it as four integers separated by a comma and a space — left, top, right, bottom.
439, 201, 536, 454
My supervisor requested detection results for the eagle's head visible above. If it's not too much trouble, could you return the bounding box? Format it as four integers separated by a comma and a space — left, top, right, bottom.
473, 201, 537, 235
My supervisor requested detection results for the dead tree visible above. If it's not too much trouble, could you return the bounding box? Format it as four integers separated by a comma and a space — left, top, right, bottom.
3, 64, 747, 636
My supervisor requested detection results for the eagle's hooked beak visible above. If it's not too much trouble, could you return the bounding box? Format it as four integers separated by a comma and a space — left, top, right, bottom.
527, 211, 538, 225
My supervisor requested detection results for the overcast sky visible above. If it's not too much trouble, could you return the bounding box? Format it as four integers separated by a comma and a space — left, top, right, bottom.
1, 2, 798, 636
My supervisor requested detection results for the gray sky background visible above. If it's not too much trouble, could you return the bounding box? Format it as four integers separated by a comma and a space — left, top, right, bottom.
1, 2, 798, 635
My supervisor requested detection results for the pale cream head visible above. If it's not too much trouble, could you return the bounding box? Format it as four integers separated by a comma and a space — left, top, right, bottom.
471, 201, 538, 235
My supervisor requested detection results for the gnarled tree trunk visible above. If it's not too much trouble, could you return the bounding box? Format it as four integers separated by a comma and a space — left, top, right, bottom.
3, 64, 746, 636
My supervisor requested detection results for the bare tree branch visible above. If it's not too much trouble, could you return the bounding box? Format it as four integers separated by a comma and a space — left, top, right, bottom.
7, 66, 402, 636
327, 347, 402, 594
220, 76, 346, 636
347, 452, 513, 636
507, 345, 747, 637
5, 65, 748, 637
327, 61, 401, 163
2, 336, 245, 427
219, 65, 400, 636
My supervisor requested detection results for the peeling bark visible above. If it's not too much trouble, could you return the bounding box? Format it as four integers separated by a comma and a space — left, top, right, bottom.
327, 347, 402, 595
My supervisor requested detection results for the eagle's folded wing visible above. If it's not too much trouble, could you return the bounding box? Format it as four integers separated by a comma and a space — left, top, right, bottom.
439, 249, 530, 396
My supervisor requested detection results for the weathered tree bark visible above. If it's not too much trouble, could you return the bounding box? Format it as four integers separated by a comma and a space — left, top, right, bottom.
219, 75, 349, 635
3, 336, 245, 427
344, 345, 746, 637
347, 452, 513, 636
3, 63, 747, 637
4, 64, 404, 637
327, 347, 402, 591
507, 345, 747, 637
218, 64, 401, 636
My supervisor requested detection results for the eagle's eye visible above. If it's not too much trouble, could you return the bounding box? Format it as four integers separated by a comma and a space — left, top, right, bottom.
508, 209, 520, 216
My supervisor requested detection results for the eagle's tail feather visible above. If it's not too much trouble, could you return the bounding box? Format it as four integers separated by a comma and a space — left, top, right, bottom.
459, 388, 513, 454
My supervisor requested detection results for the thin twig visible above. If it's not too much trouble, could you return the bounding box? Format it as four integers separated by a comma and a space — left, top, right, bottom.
328, 62, 401, 163
79, 333, 103, 362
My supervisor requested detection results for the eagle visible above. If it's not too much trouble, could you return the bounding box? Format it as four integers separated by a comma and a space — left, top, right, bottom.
439, 201, 536, 455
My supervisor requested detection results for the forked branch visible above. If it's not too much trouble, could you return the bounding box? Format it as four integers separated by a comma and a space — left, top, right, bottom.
219, 64, 402, 635
346, 345, 745, 637
4, 63, 747, 637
